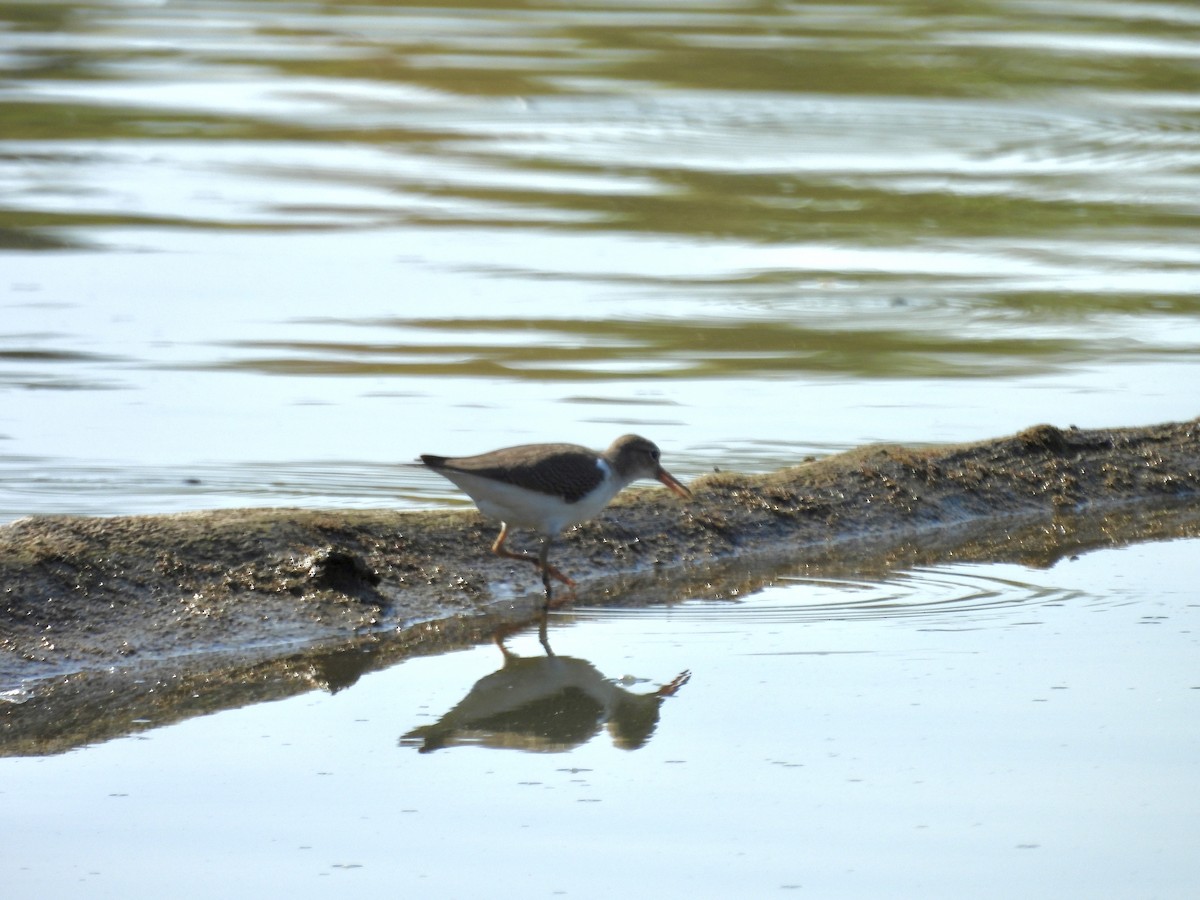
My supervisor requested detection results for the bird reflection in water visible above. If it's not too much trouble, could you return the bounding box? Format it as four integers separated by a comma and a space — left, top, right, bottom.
400, 619, 690, 753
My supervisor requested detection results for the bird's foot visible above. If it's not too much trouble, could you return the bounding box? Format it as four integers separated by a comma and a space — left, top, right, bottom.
493, 544, 574, 586
540, 571, 577, 612
541, 561, 576, 588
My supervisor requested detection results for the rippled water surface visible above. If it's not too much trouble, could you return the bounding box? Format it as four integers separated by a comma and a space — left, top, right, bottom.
2, 0, 1199, 517
3, 2, 1200, 896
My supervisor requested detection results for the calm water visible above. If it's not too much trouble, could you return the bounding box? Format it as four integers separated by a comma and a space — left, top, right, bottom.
2, 1, 1200, 896
3, 539, 1200, 897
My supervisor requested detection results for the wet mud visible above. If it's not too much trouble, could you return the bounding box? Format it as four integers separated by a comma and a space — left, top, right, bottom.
3, 418, 1199, 755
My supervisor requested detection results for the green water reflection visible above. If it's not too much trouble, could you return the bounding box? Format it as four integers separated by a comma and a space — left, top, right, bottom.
212, 315, 1170, 380
3, 0, 1199, 246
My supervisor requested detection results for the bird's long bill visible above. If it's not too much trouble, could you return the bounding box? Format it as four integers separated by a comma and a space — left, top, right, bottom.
656, 466, 692, 500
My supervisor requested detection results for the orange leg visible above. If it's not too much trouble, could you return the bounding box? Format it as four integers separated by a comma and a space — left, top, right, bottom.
491, 523, 576, 587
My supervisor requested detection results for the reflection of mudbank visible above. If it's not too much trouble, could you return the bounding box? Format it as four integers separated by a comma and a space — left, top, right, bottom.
401, 638, 689, 753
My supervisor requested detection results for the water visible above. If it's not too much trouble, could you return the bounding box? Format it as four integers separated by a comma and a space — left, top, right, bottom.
2, 1, 1200, 895
2, 0, 1199, 519
3, 538, 1199, 897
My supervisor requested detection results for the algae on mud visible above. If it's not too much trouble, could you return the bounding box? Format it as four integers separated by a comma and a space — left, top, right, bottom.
2, 418, 1199, 755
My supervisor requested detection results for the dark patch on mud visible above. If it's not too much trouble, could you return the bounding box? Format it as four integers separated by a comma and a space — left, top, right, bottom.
2, 418, 1199, 755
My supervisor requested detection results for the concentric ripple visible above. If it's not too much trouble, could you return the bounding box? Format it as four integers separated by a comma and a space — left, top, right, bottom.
570, 563, 1088, 630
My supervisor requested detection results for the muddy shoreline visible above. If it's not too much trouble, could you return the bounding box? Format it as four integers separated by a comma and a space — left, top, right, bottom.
3, 418, 1199, 754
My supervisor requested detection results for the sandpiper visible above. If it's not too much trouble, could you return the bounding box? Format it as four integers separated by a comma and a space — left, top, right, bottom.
421, 434, 691, 602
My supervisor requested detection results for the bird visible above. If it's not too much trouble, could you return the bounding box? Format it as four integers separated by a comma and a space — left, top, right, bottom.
420, 434, 691, 603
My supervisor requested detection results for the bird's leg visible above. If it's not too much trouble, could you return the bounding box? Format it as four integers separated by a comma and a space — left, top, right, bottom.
538, 537, 576, 588
540, 540, 553, 601
491, 524, 575, 587
491, 622, 524, 662
538, 539, 579, 611
491, 522, 540, 569
539, 539, 555, 610
537, 609, 554, 656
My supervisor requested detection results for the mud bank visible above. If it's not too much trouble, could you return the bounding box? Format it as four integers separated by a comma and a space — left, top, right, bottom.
3, 419, 1199, 754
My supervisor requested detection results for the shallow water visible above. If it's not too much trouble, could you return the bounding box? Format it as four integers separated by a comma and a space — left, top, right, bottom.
2, 1, 1200, 895
3, 537, 1199, 897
